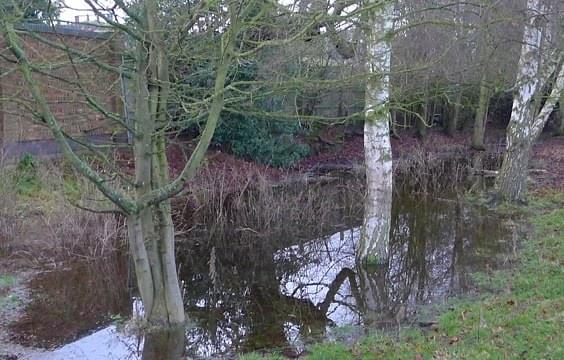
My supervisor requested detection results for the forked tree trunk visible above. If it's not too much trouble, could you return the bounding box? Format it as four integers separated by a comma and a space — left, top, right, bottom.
472, 74, 490, 150
126, 1, 186, 325
496, 65, 563, 201
126, 0, 233, 327
359, 0, 394, 265
496, 0, 564, 201
1, 0, 237, 330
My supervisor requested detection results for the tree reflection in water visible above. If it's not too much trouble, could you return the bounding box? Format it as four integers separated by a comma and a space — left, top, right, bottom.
177, 192, 511, 358
9, 191, 513, 359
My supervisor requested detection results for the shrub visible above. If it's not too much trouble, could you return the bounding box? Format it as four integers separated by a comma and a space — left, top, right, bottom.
177, 58, 310, 167
213, 114, 310, 167
15, 153, 41, 196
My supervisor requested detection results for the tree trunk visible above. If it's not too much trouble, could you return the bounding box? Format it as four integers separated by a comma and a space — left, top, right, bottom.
126, 0, 186, 327
496, 65, 563, 201
555, 92, 564, 136
469, 152, 485, 192
416, 99, 428, 138
447, 87, 462, 136
359, 0, 394, 265
391, 109, 399, 138
472, 74, 490, 150
128, 123, 185, 327
153, 137, 186, 324
495, 137, 533, 202
496, 0, 564, 202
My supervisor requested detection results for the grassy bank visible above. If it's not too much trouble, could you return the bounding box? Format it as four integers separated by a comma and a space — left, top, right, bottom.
0, 157, 123, 264
0, 275, 18, 310
242, 192, 564, 360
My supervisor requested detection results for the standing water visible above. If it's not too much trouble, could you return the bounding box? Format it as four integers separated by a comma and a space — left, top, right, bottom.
7, 182, 519, 359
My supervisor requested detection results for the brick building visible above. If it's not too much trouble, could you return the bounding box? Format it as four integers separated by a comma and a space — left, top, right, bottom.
0, 23, 124, 158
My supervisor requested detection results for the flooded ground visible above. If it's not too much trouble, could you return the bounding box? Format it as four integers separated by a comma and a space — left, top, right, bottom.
4, 182, 520, 359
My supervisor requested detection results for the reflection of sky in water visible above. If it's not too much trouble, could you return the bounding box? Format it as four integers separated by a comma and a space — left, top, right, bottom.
18, 196, 512, 359
277, 228, 359, 326
35, 326, 140, 360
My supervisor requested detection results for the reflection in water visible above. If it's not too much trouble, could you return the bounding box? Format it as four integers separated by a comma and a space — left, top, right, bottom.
10, 190, 514, 359
38, 325, 139, 360
9, 253, 131, 348
142, 328, 185, 360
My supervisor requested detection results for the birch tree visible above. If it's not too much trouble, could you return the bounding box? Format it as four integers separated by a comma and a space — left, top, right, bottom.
495, 0, 563, 201
358, 0, 394, 265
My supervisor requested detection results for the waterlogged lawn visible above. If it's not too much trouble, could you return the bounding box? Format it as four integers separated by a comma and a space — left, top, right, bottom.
241, 193, 564, 359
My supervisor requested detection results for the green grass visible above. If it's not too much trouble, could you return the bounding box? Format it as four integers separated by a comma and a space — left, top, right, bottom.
240, 192, 564, 359
0, 274, 16, 289
0, 274, 19, 310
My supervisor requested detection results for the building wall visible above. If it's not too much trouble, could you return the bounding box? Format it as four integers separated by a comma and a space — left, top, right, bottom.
0, 24, 122, 157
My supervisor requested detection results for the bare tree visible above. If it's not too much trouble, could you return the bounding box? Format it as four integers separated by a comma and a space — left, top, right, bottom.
0, 0, 320, 328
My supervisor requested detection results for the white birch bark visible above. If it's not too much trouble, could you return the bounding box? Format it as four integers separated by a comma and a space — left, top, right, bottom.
496, 0, 563, 201
358, 0, 394, 264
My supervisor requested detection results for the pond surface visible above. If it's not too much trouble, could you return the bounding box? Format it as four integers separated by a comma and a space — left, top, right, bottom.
8, 186, 519, 359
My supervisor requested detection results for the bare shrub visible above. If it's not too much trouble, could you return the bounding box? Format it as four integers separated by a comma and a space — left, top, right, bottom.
0, 158, 124, 265
179, 147, 504, 244
393, 145, 503, 194
179, 166, 364, 242
29, 205, 124, 263
0, 156, 22, 255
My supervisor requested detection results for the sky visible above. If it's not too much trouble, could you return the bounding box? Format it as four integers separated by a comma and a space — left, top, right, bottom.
59, 0, 120, 22
59, 1, 91, 22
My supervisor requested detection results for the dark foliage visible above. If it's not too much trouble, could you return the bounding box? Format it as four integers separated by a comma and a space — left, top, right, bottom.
213, 113, 310, 168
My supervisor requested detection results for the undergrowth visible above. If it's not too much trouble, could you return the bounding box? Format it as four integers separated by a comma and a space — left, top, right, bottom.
240, 192, 564, 359
0, 155, 123, 264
